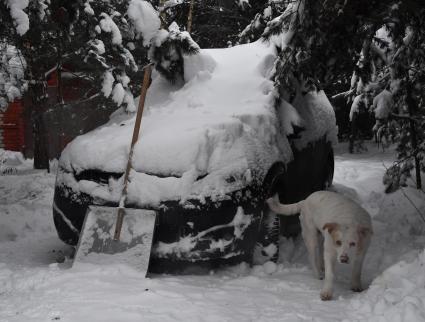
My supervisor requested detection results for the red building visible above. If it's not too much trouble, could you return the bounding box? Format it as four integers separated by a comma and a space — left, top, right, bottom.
0, 67, 115, 159
0, 99, 25, 151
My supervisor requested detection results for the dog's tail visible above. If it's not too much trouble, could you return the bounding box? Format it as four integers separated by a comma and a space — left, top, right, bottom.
266, 194, 303, 216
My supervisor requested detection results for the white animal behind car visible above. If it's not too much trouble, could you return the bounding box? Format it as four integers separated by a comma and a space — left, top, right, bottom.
266, 190, 373, 301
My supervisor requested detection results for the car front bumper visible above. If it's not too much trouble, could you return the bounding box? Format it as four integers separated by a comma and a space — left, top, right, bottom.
53, 177, 264, 273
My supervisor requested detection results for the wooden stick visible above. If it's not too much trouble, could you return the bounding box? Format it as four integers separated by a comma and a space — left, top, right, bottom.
114, 64, 152, 240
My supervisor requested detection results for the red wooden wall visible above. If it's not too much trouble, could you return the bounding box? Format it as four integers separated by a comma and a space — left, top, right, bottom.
1, 68, 113, 158
0, 100, 25, 152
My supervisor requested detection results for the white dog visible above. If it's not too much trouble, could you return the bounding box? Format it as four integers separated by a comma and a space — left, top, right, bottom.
266, 190, 372, 301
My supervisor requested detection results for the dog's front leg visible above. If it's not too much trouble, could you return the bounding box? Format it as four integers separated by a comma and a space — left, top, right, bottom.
317, 232, 325, 279
351, 234, 370, 292
351, 253, 365, 292
320, 237, 336, 301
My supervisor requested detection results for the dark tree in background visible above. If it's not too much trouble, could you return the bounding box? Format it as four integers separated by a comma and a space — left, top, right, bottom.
161, 0, 269, 48
258, 0, 424, 192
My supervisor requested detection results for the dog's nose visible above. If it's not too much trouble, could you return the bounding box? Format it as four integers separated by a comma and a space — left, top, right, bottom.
340, 255, 349, 264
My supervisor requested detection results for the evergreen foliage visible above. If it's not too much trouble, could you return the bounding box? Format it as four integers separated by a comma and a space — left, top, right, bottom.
258, 0, 424, 192
0, 44, 26, 110
1, 0, 149, 111
238, 0, 286, 44
162, 0, 267, 48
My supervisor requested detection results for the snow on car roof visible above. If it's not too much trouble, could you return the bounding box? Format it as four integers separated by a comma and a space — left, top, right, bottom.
61, 41, 290, 175
58, 40, 336, 206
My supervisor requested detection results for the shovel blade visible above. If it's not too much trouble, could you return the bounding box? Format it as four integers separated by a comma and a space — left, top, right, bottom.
73, 206, 156, 275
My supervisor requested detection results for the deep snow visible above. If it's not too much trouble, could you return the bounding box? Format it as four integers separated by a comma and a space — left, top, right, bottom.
1, 143, 425, 322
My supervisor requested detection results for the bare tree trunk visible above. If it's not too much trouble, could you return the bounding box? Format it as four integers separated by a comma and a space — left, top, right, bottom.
57, 64, 63, 105
187, 0, 195, 33
33, 112, 49, 172
30, 81, 50, 172
57, 31, 64, 105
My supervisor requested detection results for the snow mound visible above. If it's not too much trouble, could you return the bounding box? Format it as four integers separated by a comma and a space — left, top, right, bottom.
59, 40, 336, 206
59, 42, 290, 205
0, 149, 34, 175
292, 90, 338, 150
0, 171, 54, 242
349, 249, 425, 321
183, 51, 217, 82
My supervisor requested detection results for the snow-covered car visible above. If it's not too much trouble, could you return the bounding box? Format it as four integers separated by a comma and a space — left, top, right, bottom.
53, 41, 337, 273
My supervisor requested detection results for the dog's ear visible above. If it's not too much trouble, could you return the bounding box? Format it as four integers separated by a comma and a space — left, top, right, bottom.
357, 226, 372, 237
323, 223, 338, 234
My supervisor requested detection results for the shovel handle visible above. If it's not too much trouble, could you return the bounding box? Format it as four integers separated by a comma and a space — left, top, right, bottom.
114, 64, 153, 241
114, 208, 125, 240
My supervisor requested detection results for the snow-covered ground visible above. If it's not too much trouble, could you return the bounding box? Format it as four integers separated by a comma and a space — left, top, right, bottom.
1, 143, 425, 322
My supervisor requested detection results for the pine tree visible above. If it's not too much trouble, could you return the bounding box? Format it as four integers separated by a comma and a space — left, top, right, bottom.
379, 2, 425, 192
0, 43, 26, 110
0, 0, 160, 169
258, 0, 425, 192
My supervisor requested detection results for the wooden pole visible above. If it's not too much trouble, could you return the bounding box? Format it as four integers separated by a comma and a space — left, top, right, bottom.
113, 64, 152, 240
187, 0, 194, 33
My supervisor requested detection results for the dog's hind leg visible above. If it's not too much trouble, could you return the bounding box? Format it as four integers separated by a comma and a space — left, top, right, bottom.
301, 224, 322, 279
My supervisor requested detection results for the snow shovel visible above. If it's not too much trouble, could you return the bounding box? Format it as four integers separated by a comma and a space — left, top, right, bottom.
73, 64, 156, 275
